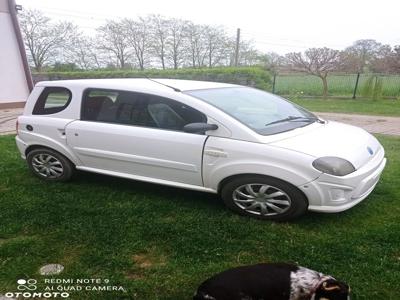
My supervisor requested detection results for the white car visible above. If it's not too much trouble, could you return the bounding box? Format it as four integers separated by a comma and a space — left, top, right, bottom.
16, 79, 386, 221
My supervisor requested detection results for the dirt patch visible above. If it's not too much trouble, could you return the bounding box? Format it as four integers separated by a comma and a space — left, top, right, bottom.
125, 249, 168, 280
132, 251, 167, 269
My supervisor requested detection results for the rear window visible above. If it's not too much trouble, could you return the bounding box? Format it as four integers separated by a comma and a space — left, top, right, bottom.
33, 87, 72, 115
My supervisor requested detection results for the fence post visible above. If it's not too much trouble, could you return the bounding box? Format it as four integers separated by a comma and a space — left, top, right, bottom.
272, 74, 276, 93
352, 73, 360, 99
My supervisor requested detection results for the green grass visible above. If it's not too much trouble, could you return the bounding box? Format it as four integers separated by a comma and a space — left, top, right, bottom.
0, 135, 399, 299
290, 98, 400, 116
275, 73, 400, 98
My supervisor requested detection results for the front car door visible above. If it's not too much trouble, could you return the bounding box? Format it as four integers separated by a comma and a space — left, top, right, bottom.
65, 88, 208, 187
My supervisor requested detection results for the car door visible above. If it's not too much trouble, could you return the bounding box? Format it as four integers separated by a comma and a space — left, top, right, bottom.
65, 88, 208, 186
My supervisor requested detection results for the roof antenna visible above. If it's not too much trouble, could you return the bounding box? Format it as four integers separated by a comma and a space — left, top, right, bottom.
145, 76, 181, 92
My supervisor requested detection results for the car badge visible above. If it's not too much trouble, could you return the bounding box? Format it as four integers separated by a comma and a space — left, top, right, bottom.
367, 146, 374, 155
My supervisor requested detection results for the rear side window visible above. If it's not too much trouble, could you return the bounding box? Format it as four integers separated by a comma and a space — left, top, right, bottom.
81, 89, 207, 131
33, 87, 72, 115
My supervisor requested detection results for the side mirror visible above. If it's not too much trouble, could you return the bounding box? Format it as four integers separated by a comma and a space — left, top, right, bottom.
183, 123, 218, 134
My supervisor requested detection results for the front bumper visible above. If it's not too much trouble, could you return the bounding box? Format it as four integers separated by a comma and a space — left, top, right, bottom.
299, 147, 386, 213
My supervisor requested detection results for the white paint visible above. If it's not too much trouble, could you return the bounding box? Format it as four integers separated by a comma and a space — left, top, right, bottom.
16, 79, 386, 214
0, 0, 29, 104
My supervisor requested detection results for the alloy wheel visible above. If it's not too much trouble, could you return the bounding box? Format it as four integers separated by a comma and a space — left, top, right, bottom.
232, 183, 292, 216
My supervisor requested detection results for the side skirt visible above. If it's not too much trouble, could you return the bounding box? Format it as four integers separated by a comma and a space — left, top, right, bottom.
76, 166, 218, 194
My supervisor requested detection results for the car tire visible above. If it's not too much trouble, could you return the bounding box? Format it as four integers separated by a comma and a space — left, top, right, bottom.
221, 175, 308, 221
26, 148, 75, 182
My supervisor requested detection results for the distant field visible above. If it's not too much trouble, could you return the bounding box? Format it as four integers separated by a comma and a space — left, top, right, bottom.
290, 98, 400, 117
274, 73, 400, 98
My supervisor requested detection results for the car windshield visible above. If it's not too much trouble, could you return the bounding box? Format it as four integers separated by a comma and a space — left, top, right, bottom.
186, 87, 318, 135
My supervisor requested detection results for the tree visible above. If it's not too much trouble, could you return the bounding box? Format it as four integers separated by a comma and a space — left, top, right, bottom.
124, 17, 151, 70
166, 18, 188, 69
148, 15, 169, 69
203, 26, 228, 68
97, 20, 131, 69
64, 35, 103, 70
286, 47, 340, 97
257, 52, 284, 75
341, 39, 386, 73
19, 9, 77, 71
185, 23, 207, 68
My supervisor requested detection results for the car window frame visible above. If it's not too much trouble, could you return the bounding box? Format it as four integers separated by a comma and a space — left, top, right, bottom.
32, 86, 72, 115
80, 87, 208, 134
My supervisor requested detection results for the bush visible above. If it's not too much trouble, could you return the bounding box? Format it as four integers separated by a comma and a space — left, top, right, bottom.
32, 67, 271, 91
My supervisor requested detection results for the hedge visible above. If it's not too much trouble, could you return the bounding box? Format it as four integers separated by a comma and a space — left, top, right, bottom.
32, 67, 271, 91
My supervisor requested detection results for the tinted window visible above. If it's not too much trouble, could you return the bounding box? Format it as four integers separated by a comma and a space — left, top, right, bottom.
82, 89, 207, 131
33, 87, 72, 115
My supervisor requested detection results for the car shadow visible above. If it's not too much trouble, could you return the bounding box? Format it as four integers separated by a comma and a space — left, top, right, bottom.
72, 170, 223, 210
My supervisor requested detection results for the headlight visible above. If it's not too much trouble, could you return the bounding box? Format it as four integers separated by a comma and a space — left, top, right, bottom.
312, 157, 356, 176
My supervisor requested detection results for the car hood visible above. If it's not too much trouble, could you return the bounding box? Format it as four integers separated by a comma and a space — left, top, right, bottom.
269, 121, 381, 169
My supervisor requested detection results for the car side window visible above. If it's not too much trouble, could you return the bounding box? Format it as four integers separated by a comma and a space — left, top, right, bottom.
33, 87, 72, 115
81, 89, 207, 132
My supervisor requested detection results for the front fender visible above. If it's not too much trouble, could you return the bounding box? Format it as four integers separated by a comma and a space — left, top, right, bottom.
203, 137, 321, 191
204, 160, 321, 191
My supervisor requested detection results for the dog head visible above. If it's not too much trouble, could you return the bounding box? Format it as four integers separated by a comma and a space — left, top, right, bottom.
314, 278, 351, 300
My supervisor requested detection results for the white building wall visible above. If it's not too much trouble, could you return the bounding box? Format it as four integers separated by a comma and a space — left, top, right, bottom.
0, 0, 29, 104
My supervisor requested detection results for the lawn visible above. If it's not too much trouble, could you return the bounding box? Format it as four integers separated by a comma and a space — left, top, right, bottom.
0, 135, 399, 299
290, 98, 400, 117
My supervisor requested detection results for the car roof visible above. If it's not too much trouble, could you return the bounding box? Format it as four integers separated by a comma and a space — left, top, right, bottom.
35, 78, 238, 92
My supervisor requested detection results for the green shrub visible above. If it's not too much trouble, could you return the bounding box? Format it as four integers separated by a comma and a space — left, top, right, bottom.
32, 67, 271, 91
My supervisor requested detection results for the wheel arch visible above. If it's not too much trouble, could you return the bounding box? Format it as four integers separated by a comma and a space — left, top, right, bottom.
25, 144, 78, 166
217, 173, 309, 202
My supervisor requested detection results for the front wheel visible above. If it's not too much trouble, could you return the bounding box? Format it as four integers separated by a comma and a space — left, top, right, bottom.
221, 175, 308, 221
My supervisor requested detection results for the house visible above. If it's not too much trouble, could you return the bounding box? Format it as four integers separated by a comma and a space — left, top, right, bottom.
0, 0, 32, 108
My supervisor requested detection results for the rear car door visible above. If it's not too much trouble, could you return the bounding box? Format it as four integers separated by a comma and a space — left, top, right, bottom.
65, 89, 208, 186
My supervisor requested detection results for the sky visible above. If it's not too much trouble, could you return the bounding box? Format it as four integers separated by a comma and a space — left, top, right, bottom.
17, 0, 400, 54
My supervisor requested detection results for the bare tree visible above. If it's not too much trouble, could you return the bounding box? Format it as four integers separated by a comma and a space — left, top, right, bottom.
148, 15, 169, 69
286, 47, 340, 97
97, 20, 131, 68
124, 17, 151, 70
341, 39, 387, 73
165, 18, 188, 69
185, 23, 207, 68
203, 26, 228, 68
19, 9, 77, 71
64, 35, 99, 70
257, 52, 284, 74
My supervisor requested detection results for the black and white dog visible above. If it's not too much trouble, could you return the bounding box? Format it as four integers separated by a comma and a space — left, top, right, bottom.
194, 263, 350, 300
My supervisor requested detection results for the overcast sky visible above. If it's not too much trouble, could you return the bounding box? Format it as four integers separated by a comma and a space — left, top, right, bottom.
17, 0, 400, 54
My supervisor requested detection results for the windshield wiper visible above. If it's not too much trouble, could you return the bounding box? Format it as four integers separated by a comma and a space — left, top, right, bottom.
265, 116, 319, 126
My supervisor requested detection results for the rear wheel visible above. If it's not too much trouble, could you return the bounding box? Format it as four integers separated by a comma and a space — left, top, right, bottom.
26, 148, 75, 182
221, 175, 308, 221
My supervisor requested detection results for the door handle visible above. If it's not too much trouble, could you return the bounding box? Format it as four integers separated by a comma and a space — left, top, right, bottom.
204, 149, 227, 158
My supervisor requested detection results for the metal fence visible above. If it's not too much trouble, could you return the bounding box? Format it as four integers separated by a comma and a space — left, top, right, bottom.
272, 73, 400, 99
